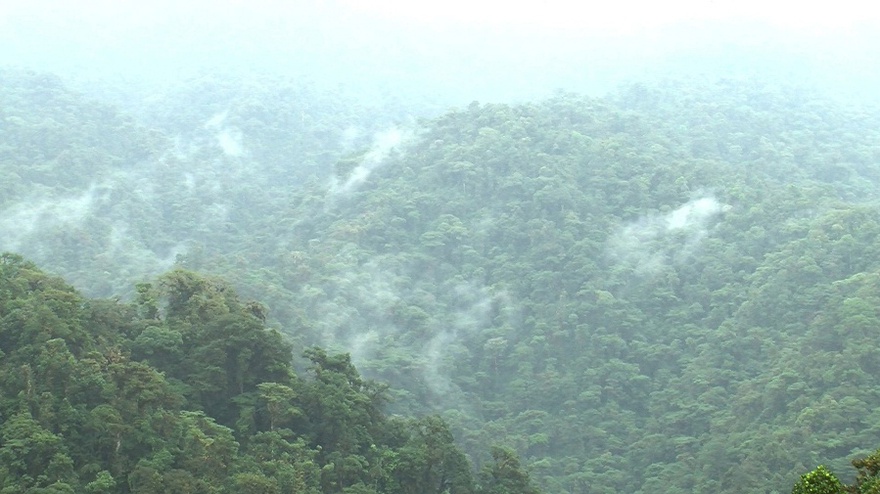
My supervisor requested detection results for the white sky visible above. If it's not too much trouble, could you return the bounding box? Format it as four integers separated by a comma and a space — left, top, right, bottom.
2, 0, 878, 33
341, 0, 878, 30
1, 0, 877, 103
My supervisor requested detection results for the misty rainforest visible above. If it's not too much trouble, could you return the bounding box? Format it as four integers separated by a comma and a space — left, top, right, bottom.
4, 8, 880, 493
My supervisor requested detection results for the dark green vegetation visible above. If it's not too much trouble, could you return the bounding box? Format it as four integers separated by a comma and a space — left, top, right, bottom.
3, 68, 880, 493
793, 449, 880, 493
0, 254, 538, 493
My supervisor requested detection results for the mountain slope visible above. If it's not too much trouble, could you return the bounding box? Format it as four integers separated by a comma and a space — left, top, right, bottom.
4, 70, 880, 492
0, 254, 535, 493
244, 81, 880, 493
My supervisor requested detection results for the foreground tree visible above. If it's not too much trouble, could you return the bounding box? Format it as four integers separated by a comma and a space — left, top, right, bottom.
793, 449, 880, 494
0, 256, 530, 493
791, 465, 842, 494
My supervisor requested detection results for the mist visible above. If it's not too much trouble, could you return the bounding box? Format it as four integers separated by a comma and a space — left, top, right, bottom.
4, 3, 880, 493
2, 1, 879, 106
607, 195, 728, 277
329, 127, 408, 195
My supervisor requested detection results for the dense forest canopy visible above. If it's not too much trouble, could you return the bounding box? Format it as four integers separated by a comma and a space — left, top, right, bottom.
2, 68, 880, 493
0, 254, 540, 493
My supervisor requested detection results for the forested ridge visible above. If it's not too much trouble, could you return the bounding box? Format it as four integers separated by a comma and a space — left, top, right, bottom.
3, 68, 880, 493
0, 254, 538, 493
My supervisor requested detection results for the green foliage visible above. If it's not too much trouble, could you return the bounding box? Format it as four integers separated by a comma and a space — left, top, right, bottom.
480, 447, 540, 494
853, 450, 880, 494
395, 416, 475, 494
0, 260, 509, 494
792, 466, 843, 494
791, 449, 880, 494
84, 471, 116, 494
7, 69, 880, 493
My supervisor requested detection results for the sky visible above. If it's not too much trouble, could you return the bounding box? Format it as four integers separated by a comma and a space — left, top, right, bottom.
350, 0, 880, 30
1, 0, 878, 104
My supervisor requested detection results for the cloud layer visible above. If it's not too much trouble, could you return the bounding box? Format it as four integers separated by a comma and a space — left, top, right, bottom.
607, 195, 727, 276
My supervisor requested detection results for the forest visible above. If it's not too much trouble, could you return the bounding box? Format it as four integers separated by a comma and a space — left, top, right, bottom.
3, 68, 880, 493
0, 254, 539, 493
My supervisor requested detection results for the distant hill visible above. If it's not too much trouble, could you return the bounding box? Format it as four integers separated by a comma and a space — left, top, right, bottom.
3, 68, 880, 493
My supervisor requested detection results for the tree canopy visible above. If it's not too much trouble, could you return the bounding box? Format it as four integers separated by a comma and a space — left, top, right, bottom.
3, 68, 880, 492
0, 255, 538, 493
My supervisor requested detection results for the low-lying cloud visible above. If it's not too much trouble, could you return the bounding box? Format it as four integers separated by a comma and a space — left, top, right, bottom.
0, 186, 99, 252
205, 110, 245, 157
330, 127, 407, 194
666, 197, 723, 230
607, 195, 728, 275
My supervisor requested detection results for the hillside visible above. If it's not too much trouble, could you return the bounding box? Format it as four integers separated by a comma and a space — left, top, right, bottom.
236, 81, 880, 493
0, 255, 538, 493
3, 69, 880, 492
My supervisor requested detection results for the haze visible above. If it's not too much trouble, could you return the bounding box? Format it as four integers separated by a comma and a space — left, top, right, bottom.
6, 1, 880, 493
2, 0, 879, 104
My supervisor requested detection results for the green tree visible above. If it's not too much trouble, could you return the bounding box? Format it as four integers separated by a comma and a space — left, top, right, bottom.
0, 410, 76, 491
791, 465, 843, 494
395, 416, 475, 494
479, 447, 540, 494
